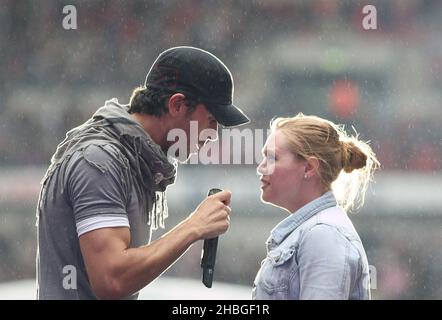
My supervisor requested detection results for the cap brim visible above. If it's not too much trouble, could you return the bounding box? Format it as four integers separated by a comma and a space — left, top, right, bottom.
208, 104, 250, 128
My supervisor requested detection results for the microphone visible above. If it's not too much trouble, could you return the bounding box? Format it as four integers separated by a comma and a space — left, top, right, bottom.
201, 188, 223, 288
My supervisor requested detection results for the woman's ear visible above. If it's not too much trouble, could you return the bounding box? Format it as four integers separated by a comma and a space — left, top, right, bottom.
304, 156, 320, 179
167, 93, 187, 117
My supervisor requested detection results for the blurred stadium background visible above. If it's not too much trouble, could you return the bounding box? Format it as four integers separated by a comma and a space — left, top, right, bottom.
0, 0, 441, 299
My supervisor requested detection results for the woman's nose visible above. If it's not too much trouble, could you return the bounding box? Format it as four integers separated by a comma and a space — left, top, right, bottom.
257, 159, 266, 175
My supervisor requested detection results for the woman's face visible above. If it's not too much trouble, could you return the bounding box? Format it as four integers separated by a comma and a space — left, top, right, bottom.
257, 130, 306, 211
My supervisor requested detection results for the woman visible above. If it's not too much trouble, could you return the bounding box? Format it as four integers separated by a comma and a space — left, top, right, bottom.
253, 113, 380, 300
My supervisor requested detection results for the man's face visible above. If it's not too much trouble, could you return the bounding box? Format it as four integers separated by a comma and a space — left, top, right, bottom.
174, 103, 219, 161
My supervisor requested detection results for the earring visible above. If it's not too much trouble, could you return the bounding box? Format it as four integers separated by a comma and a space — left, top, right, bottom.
304, 174, 308, 179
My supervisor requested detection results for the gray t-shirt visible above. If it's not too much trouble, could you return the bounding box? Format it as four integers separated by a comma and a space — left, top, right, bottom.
37, 144, 151, 299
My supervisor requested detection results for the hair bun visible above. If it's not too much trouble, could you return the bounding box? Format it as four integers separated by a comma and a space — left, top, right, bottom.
341, 141, 367, 173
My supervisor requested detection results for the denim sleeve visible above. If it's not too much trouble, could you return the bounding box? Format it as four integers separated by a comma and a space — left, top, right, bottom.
297, 224, 351, 299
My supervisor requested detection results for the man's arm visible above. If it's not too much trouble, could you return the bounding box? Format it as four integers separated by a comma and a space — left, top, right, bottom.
79, 190, 232, 300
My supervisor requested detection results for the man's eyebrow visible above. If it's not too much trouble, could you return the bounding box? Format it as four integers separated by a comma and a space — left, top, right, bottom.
207, 114, 217, 122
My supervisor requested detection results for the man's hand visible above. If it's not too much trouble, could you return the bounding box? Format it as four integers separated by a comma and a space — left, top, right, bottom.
186, 190, 232, 240
79, 189, 232, 299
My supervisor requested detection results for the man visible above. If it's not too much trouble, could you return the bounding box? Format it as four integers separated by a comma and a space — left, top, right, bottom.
36, 46, 250, 299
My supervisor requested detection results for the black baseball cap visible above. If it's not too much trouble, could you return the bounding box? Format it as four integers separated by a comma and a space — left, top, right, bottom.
144, 46, 250, 127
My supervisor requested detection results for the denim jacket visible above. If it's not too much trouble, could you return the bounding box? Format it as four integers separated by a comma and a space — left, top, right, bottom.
252, 191, 371, 300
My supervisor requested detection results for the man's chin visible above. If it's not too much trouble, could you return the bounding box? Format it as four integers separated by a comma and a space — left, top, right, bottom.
173, 151, 197, 164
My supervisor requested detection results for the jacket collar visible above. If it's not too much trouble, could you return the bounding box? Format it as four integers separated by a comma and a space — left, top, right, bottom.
267, 191, 337, 248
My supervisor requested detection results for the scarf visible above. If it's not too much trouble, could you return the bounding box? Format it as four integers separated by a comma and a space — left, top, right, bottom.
38, 98, 177, 230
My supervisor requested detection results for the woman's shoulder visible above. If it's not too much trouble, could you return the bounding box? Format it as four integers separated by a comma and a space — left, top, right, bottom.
303, 206, 361, 242
316, 206, 350, 226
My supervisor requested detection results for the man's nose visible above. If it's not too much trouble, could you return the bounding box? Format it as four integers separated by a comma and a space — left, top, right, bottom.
211, 121, 218, 132
209, 122, 219, 140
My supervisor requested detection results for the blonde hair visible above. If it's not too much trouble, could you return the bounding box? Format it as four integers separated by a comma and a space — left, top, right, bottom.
271, 113, 380, 212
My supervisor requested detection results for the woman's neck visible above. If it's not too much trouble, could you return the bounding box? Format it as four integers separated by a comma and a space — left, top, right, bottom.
286, 188, 330, 214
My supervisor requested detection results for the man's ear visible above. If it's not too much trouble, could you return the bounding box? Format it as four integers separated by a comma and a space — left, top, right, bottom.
167, 93, 188, 118
304, 156, 320, 179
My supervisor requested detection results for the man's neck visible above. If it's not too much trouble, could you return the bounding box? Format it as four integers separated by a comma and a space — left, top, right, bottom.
131, 113, 169, 151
